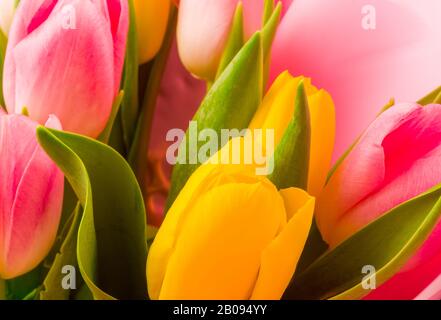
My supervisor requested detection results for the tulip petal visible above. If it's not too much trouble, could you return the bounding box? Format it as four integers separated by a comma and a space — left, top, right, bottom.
148, 164, 286, 300
307, 89, 335, 196
318, 103, 441, 248
177, 0, 237, 80
4, 0, 123, 137
0, 114, 63, 279
271, 0, 441, 159
251, 188, 314, 300
134, 0, 170, 64
158, 180, 285, 299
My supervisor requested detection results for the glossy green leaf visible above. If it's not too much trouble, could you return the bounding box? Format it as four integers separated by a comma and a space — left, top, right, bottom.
37, 128, 148, 300
283, 183, 441, 300
40, 204, 82, 300
269, 81, 311, 190
166, 32, 263, 210
98, 91, 124, 144
0, 29, 7, 108
119, 0, 139, 149
216, 3, 244, 79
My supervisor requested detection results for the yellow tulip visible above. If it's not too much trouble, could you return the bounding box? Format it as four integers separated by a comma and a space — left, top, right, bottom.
147, 163, 314, 299
134, 0, 171, 64
250, 71, 336, 197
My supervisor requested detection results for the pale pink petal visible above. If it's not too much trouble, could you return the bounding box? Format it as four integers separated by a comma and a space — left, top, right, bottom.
177, 0, 238, 80
270, 0, 441, 159
0, 114, 64, 279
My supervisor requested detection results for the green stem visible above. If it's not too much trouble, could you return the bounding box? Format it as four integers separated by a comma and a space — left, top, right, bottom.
128, 7, 177, 201
0, 277, 6, 300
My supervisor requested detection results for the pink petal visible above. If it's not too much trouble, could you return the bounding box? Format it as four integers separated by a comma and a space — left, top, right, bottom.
3, 0, 128, 138
270, 0, 441, 159
0, 114, 64, 279
177, 0, 238, 80
318, 104, 441, 247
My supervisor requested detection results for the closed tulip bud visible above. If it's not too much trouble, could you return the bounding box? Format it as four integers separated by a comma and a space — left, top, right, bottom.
134, 0, 171, 65
147, 163, 314, 299
250, 71, 335, 196
0, 111, 64, 279
3, 0, 129, 138
317, 103, 441, 248
176, 0, 291, 80
0, 0, 16, 36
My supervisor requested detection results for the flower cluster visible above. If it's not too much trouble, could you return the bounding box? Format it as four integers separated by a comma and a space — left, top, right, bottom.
0, 0, 440, 301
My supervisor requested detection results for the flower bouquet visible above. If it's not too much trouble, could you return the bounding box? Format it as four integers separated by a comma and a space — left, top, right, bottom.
0, 0, 440, 301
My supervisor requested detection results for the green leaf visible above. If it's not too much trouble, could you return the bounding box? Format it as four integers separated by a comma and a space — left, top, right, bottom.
269, 81, 311, 190
4, 267, 44, 300
37, 128, 148, 300
263, 0, 275, 24
418, 86, 441, 105
283, 183, 441, 300
119, 0, 139, 149
166, 32, 263, 210
261, 2, 281, 86
215, 3, 244, 79
97, 91, 124, 144
0, 29, 7, 108
40, 204, 82, 300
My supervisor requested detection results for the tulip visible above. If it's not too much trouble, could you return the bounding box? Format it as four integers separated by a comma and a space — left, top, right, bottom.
0, 112, 64, 279
3, 0, 129, 138
270, 0, 441, 159
133, 0, 170, 64
249, 71, 335, 197
0, 0, 16, 36
147, 163, 314, 299
177, 0, 292, 80
316, 103, 441, 299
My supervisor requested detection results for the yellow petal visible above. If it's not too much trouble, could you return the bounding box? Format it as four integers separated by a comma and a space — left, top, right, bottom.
134, 0, 171, 64
249, 71, 299, 145
152, 170, 286, 299
251, 188, 314, 300
307, 89, 336, 197
147, 163, 217, 299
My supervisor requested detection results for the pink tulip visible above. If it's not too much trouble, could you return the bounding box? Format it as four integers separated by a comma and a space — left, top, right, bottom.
177, 0, 292, 80
270, 0, 441, 159
315, 103, 441, 299
0, 112, 64, 279
3, 0, 129, 138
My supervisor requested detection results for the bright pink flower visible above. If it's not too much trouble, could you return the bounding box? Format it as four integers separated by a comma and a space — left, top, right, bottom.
270, 0, 441, 159
315, 103, 441, 299
177, 0, 292, 80
0, 112, 64, 279
3, 0, 128, 138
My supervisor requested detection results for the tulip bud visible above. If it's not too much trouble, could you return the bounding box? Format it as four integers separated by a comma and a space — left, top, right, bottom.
133, 0, 171, 64
0, 112, 64, 279
3, 0, 129, 138
147, 163, 314, 299
250, 71, 335, 196
317, 103, 441, 249
0, 0, 16, 36
176, 0, 292, 80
